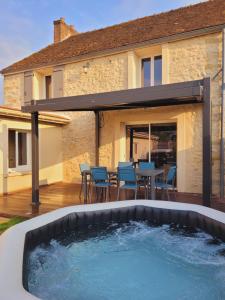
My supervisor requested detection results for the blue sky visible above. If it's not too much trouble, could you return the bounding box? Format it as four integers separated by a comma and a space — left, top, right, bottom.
0, 0, 203, 103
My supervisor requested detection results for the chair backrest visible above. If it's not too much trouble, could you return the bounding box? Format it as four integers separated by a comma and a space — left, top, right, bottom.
166, 166, 176, 184
139, 161, 155, 170
79, 163, 90, 173
91, 167, 108, 182
117, 167, 136, 182
118, 161, 133, 168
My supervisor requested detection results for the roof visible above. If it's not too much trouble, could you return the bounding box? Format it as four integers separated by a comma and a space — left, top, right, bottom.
2, 0, 225, 74
0, 105, 70, 125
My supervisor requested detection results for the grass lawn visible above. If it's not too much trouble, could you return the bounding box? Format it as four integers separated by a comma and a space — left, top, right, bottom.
0, 217, 26, 234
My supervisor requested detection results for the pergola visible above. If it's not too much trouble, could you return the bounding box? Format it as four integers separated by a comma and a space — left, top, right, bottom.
22, 78, 211, 207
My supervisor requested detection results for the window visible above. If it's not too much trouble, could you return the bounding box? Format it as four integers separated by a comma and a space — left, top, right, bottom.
154, 56, 162, 86
45, 75, 52, 99
142, 58, 151, 87
8, 130, 31, 171
141, 55, 162, 87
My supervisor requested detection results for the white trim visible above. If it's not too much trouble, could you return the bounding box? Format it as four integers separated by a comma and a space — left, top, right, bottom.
8, 130, 31, 173
0, 200, 225, 300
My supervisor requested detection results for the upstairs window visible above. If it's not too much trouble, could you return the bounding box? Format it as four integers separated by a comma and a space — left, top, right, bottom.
45, 75, 52, 99
8, 130, 31, 171
141, 55, 162, 87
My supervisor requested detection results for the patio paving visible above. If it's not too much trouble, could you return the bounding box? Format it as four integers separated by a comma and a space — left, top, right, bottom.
0, 182, 224, 218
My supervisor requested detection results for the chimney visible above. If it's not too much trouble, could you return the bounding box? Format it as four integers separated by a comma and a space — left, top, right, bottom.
53, 17, 77, 43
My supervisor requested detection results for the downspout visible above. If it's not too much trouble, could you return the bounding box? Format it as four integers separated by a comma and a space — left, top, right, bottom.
220, 28, 225, 200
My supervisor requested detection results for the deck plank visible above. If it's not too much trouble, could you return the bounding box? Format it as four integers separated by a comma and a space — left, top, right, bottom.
0, 182, 224, 218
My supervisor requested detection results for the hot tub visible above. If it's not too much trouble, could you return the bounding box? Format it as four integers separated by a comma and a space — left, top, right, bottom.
1, 200, 225, 300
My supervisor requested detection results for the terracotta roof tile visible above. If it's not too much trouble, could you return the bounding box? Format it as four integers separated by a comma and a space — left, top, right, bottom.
2, 0, 225, 74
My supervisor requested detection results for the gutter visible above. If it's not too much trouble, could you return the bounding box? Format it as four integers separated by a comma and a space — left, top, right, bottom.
220, 28, 225, 200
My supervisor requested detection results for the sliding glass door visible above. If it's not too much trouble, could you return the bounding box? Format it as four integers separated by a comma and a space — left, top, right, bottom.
126, 123, 177, 168
126, 125, 150, 163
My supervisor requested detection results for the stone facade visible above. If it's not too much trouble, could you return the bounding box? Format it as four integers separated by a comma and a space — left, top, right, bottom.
62, 53, 128, 182
3, 32, 223, 195
165, 33, 222, 194
4, 73, 24, 108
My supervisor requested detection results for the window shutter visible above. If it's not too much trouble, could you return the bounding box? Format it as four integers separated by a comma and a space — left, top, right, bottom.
53, 65, 64, 98
24, 71, 33, 104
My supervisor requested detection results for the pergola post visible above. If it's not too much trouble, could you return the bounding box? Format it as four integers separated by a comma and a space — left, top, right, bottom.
202, 77, 212, 206
129, 128, 134, 160
31, 111, 40, 205
95, 111, 100, 166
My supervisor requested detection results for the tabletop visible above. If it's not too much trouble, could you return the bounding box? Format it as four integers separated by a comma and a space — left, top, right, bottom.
83, 168, 164, 177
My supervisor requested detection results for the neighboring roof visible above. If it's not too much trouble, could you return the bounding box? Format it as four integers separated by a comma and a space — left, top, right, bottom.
0, 105, 70, 125
2, 0, 225, 74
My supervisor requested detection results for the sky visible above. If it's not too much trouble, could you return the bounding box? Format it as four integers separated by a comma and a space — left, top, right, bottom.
0, 0, 203, 103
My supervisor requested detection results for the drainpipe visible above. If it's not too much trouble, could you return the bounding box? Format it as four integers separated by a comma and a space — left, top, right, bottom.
220, 28, 225, 200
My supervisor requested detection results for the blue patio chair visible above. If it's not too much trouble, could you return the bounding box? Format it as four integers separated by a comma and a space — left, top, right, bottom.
79, 163, 90, 200
109, 161, 133, 185
155, 166, 176, 200
90, 167, 112, 202
117, 166, 144, 200
139, 161, 155, 170
138, 161, 155, 195
118, 161, 133, 168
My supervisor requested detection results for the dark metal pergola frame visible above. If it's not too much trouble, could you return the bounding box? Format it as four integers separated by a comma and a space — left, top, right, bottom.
22, 78, 211, 207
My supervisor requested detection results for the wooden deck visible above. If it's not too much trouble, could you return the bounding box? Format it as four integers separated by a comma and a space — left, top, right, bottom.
0, 182, 225, 218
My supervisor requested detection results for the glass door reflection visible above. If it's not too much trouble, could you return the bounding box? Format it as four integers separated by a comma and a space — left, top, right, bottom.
126, 123, 177, 168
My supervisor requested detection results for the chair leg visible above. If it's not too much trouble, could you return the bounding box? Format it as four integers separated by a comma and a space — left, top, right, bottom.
90, 184, 93, 204
117, 188, 120, 201
166, 189, 170, 201
87, 177, 91, 200
173, 188, 176, 201
79, 174, 83, 200
95, 187, 98, 203
135, 189, 137, 200
145, 181, 148, 199
106, 187, 109, 202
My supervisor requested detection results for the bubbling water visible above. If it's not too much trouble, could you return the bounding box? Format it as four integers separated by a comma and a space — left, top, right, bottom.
27, 222, 225, 300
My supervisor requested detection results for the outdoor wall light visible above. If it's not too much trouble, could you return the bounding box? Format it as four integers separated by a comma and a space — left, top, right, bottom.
83, 62, 90, 73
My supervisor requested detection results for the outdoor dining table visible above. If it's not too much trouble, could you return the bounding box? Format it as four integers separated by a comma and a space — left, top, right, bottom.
82, 168, 164, 204
135, 168, 164, 199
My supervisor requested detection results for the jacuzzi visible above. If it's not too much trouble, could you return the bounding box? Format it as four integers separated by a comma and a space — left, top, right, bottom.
1, 200, 225, 300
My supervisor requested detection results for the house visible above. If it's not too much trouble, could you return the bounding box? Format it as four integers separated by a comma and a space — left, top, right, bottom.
1, 0, 225, 204
0, 106, 70, 195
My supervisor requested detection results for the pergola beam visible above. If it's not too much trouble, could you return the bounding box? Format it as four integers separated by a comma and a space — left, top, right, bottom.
22, 79, 203, 113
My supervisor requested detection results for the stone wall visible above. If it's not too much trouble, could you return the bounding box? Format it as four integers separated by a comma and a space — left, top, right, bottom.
165, 32, 222, 194
0, 118, 64, 195
4, 73, 24, 108
3, 33, 222, 195
97, 33, 222, 195
62, 53, 128, 182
